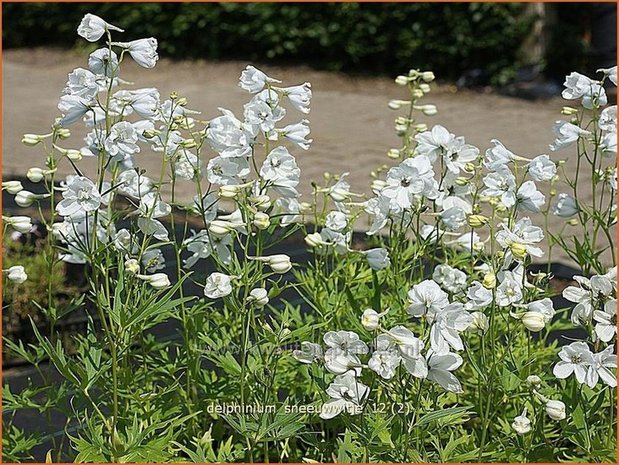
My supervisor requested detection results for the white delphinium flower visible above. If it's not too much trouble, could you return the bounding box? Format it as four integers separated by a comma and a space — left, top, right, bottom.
512, 408, 532, 435
495, 270, 524, 307
429, 303, 474, 354
368, 335, 402, 379
563, 269, 616, 325
278, 120, 313, 150
591, 345, 617, 388
247, 287, 269, 307
562, 71, 607, 109
114, 38, 159, 68
323, 330, 367, 376
56, 176, 101, 217
3, 215, 33, 233
325, 211, 348, 232
58, 94, 92, 126
440, 205, 468, 231
239, 65, 281, 93
482, 166, 516, 207
496, 217, 544, 260
599, 105, 617, 132
174, 151, 202, 181
113, 229, 138, 254
105, 121, 141, 163
206, 109, 253, 158
243, 96, 285, 133
382, 156, 438, 210
552, 193, 578, 217
204, 272, 233, 299
361, 308, 388, 331
2, 181, 24, 194
260, 147, 300, 198
207, 156, 250, 186
362, 248, 391, 271
141, 248, 165, 272
600, 131, 617, 156
64, 67, 99, 99
117, 170, 153, 199
468, 311, 489, 335
364, 195, 392, 236
77, 13, 124, 42
317, 228, 350, 255
544, 400, 566, 421
192, 192, 219, 224
553, 341, 595, 385
598, 66, 617, 85
113, 88, 160, 119
464, 281, 493, 311
407, 279, 449, 320
275, 82, 312, 114
4, 265, 28, 284
414, 125, 455, 162
549, 121, 591, 151
484, 139, 517, 170
137, 192, 170, 241
426, 350, 463, 393
444, 137, 479, 174
137, 273, 170, 289
88, 48, 119, 78
293, 341, 323, 364
516, 181, 545, 213
432, 264, 467, 293
593, 299, 617, 343
274, 197, 304, 226
525, 298, 556, 323
320, 372, 369, 420
527, 154, 557, 182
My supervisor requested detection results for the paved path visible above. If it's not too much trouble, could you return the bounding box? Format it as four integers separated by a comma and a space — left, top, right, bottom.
3, 48, 613, 266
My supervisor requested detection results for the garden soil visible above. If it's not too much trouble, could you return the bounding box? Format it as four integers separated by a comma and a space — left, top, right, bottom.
3, 48, 615, 266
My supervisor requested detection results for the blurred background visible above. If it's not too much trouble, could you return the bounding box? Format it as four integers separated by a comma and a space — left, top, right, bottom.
2, 2, 617, 92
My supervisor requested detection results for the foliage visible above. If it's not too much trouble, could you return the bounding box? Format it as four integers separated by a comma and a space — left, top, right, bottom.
2, 2, 536, 85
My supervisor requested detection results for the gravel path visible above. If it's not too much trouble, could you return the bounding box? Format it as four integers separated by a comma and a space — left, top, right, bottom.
3, 48, 613, 267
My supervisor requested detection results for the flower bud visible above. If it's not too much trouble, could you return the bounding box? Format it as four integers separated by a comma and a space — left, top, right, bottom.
388, 99, 410, 110
253, 212, 270, 230
3, 215, 33, 233
4, 265, 28, 284
219, 185, 240, 199
248, 287, 269, 307
66, 149, 83, 161
567, 218, 579, 226
21, 134, 42, 146
469, 311, 489, 335
561, 106, 579, 116
482, 272, 496, 289
545, 400, 566, 421
14, 190, 37, 207
467, 214, 489, 228
418, 104, 437, 116
251, 254, 292, 274
455, 176, 469, 186
511, 408, 531, 435
464, 162, 476, 173
419, 83, 431, 93
249, 194, 271, 211
209, 220, 235, 238
2, 181, 24, 194
137, 273, 171, 289
371, 179, 387, 194
361, 309, 381, 330
412, 89, 424, 99
266, 254, 292, 274
305, 232, 325, 248
124, 258, 140, 275
142, 129, 159, 139
26, 167, 47, 183
56, 128, 71, 139
395, 75, 410, 86
413, 123, 428, 132
526, 375, 542, 388
510, 242, 529, 261
521, 312, 546, 332
421, 71, 435, 82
